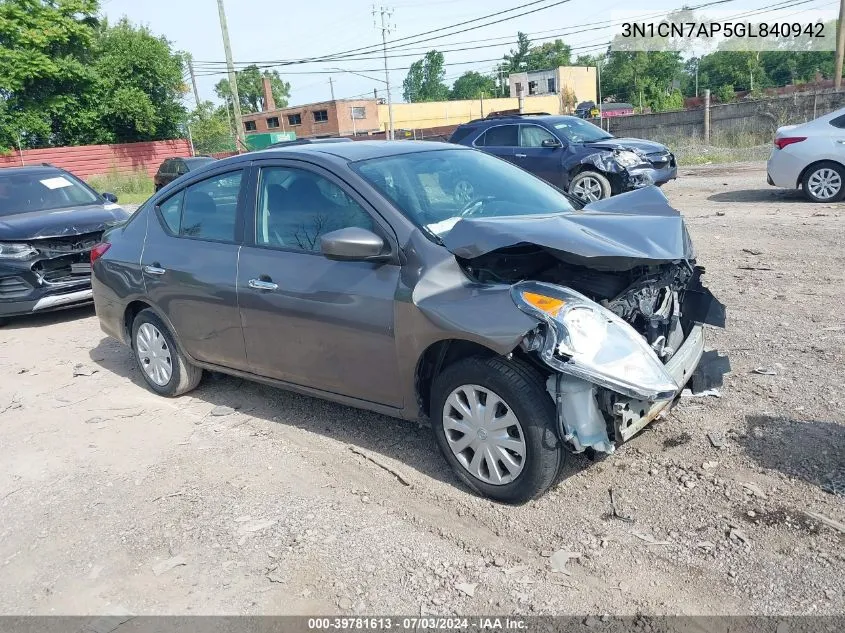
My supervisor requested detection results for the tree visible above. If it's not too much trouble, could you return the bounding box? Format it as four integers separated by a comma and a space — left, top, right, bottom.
714, 84, 735, 104
449, 71, 496, 100
600, 51, 683, 112
94, 18, 187, 143
502, 32, 532, 73
215, 65, 290, 114
524, 40, 571, 72
0, 1, 188, 150
189, 101, 235, 154
402, 50, 449, 102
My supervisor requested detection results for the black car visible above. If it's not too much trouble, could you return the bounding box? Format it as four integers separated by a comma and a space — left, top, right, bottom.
154, 156, 216, 191
0, 165, 128, 325
448, 114, 677, 202
266, 138, 354, 149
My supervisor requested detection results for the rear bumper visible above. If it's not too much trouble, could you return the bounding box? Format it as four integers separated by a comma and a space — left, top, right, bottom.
767, 149, 803, 188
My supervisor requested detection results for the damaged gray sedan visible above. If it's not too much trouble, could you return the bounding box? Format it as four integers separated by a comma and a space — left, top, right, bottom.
92, 141, 726, 503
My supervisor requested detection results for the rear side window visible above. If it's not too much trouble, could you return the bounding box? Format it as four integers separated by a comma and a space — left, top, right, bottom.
155, 171, 243, 243
449, 126, 478, 144
829, 114, 845, 128
478, 125, 518, 147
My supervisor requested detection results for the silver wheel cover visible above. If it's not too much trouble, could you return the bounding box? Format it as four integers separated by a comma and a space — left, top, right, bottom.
136, 322, 173, 386
442, 384, 526, 486
571, 175, 604, 202
807, 168, 842, 200
454, 180, 474, 205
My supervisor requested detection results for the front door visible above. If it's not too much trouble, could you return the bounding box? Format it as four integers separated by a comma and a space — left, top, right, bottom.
516, 124, 565, 187
141, 169, 249, 370
237, 162, 403, 407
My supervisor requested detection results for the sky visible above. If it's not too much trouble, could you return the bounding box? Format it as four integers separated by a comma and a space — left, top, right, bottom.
100, 0, 838, 111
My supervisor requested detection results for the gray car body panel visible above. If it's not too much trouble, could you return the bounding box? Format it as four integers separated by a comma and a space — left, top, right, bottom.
92, 141, 712, 424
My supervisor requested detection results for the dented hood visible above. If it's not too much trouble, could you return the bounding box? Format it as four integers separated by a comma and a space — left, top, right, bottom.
0, 204, 128, 241
440, 186, 694, 271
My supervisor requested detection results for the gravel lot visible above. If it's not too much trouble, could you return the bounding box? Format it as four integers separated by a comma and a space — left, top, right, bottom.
1, 162, 843, 617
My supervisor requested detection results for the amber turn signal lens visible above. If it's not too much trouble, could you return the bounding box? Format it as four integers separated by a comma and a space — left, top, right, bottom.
522, 292, 565, 316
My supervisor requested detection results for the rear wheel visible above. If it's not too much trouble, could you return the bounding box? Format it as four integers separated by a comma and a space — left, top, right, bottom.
568, 171, 611, 202
431, 356, 563, 503
802, 162, 845, 202
131, 309, 202, 396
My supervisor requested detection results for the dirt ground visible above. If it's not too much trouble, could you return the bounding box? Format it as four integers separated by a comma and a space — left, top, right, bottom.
1, 162, 843, 617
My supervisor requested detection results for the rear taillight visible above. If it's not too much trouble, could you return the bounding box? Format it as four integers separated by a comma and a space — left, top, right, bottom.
774, 136, 806, 149
90, 242, 111, 264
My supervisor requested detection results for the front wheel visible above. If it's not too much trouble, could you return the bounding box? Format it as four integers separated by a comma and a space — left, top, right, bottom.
131, 309, 202, 396
568, 171, 611, 202
431, 356, 563, 503
802, 162, 845, 202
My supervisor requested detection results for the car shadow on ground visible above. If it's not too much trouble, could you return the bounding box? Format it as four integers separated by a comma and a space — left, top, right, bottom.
1, 305, 95, 331
89, 337, 590, 500
707, 189, 807, 203
739, 414, 845, 497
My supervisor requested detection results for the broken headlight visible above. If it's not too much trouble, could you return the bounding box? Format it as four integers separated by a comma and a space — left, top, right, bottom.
0, 242, 37, 260
511, 281, 678, 401
614, 150, 643, 168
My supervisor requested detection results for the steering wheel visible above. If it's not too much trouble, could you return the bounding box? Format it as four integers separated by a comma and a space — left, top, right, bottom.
458, 195, 495, 217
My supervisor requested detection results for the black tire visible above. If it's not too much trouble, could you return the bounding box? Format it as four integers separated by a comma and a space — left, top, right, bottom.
801, 161, 845, 203
568, 170, 611, 202
130, 308, 202, 397
431, 356, 563, 504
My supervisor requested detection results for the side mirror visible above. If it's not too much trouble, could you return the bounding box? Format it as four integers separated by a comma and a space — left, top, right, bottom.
320, 227, 388, 262
102, 192, 119, 203
541, 138, 562, 148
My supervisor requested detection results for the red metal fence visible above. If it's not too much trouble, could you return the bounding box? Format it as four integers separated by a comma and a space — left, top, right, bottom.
0, 139, 193, 178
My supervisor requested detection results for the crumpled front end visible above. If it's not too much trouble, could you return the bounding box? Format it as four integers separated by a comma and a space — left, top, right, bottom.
441, 186, 728, 454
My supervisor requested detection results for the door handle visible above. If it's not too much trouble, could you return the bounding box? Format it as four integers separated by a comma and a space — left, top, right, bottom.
143, 264, 166, 275
248, 278, 278, 291
515, 153, 527, 158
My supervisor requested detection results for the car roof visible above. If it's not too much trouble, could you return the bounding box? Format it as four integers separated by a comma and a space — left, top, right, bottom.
267, 138, 353, 148
0, 165, 67, 176
459, 114, 582, 128
183, 156, 215, 163
249, 140, 468, 162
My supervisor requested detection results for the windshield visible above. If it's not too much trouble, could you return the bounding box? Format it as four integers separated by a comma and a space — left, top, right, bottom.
354, 149, 576, 238
553, 118, 614, 143
0, 171, 101, 217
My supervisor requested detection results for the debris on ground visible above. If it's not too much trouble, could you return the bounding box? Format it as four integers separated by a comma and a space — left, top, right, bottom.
72, 364, 98, 377
741, 482, 768, 499
455, 582, 477, 597
211, 405, 236, 416
802, 511, 845, 535
681, 388, 722, 398
348, 446, 412, 486
152, 555, 187, 576
609, 488, 633, 523
549, 551, 581, 575
633, 532, 671, 546
707, 432, 725, 448
742, 248, 763, 255
237, 519, 277, 534
752, 367, 777, 376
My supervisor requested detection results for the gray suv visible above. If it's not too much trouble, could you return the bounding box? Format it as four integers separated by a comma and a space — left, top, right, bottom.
92, 141, 725, 503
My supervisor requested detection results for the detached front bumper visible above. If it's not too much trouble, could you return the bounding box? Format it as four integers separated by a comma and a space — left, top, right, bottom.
611, 323, 704, 442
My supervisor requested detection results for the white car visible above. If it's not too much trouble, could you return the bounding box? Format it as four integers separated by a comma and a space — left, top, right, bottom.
767, 106, 845, 202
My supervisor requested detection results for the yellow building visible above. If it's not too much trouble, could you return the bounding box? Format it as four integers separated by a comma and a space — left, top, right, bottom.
507, 66, 597, 111
376, 95, 562, 133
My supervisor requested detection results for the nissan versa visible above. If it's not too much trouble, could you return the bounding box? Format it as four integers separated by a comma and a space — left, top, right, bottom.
92, 142, 726, 503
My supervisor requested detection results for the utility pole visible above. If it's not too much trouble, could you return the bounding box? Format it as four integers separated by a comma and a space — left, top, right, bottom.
695, 58, 699, 98
217, 0, 246, 152
374, 5, 395, 140
836, 0, 845, 89
329, 76, 335, 101
597, 58, 603, 131
186, 53, 201, 106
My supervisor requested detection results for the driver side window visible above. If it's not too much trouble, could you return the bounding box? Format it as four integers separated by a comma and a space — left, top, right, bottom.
256, 167, 374, 253
520, 125, 558, 147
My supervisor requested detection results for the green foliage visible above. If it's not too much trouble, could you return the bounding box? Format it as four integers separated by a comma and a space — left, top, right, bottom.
86, 168, 154, 204
449, 71, 496, 100
214, 65, 291, 114
402, 51, 449, 102
189, 100, 235, 154
0, 1, 187, 150
600, 51, 684, 111
714, 84, 735, 104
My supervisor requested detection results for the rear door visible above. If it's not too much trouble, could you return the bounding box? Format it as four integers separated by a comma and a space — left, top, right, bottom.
141, 168, 250, 370
516, 124, 565, 187
236, 160, 403, 406
474, 124, 519, 164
